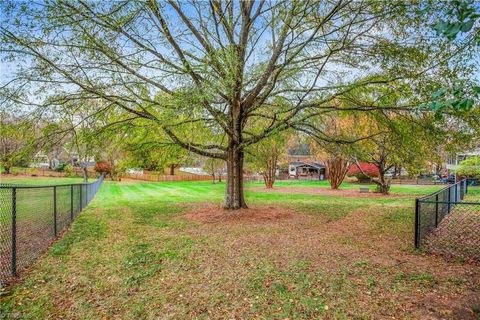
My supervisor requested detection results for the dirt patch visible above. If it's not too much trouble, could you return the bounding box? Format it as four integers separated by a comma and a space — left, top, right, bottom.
248, 186, 409, 198
184, 204, 306, 224
181, 203, 480, 319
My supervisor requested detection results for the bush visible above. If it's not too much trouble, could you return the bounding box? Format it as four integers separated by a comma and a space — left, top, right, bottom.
54, 163, 67, 172
456, 156, 480, 178
95, 161, 111, 174
10, 167, 27, 175
26, 167, 37, 174
347, 162, 380, 178
63, 164, 74, 177
355, 173, 372, 182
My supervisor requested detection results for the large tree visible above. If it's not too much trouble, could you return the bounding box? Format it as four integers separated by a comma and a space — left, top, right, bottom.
0, 1, 466, 208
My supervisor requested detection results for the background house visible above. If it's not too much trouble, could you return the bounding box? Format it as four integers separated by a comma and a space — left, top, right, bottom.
286, 142, 326, 180
288, 161, 326, 180
30, 148, 96, 170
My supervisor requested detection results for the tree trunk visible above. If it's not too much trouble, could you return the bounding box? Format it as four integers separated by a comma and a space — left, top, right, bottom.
392, 165, 398, 179
82, 166, 88, 182
435, 163, 442, 175
354, 159, 390, 195
376, 171, 390, 195
170, 164, 175, 175
326, 157, 351, 189
4, 165, 11, 174
224, 146, 247, 209
263, 157, 277, 189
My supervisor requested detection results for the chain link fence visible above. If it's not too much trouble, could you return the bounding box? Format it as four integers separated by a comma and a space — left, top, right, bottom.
0, 175, 104, 286
415, 179, 480, 262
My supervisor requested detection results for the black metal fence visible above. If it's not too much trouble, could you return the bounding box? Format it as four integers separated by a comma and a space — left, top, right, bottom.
0, 175, 104, 285
415, 179, 480, 261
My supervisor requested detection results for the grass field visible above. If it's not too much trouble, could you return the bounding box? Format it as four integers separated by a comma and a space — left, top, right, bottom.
1, 179, 479, 319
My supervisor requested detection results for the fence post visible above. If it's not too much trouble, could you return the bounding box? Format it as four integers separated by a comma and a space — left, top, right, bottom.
70, 184, 74, 221
414, 198, 420, 248
455, 182, 458, 203
435, 193, 439, 228
447, 186, 451, 214
53, 186, 57, 237
80, 184, 83, 210
11, 187, 17, 276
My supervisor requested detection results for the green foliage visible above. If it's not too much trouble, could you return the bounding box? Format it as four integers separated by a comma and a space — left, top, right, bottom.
424, 0, 480, 111
431, 0, 479, 41
117, 122, 191, 172
245, 132, 288, 172
63, 164, 75, 177
426, 82, 479, 111
0, 112, 36, 172
456, 156, 480, 178
53, 162, 67, 172
341, 82, 439, 182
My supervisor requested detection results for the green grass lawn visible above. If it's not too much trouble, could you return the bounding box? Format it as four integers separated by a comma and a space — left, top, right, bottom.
271, 179, 445, 194
1, 179, 479, 319
466, 184, 480, 201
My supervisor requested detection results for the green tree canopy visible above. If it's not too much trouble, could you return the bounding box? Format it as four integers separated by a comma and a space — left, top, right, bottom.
456, 156, 480, 178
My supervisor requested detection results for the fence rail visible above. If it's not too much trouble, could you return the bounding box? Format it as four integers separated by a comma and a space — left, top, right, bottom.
415, 179, 480, 262
0, 175, 104, 285
391, 178, 445, 185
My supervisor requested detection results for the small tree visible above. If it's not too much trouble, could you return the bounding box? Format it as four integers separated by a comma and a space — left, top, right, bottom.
0, 112, 34, 174
204, 158, 225, 183
309, 113, 354, 189
246, 133, 287, 188
325, 157, 351, 189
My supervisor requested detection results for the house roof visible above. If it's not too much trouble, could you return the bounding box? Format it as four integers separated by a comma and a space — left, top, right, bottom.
290, 161, 305, 167
290, 161, 325, 169
311, 162, 326, 169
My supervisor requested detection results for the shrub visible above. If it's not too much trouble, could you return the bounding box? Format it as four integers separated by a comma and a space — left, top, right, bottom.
54, 163, 67, 172
63, 164, 74, 177
456, 156, 480, 178
95, 161, 111, 174
355, 173, 372, 182
348, 162, 380, 178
